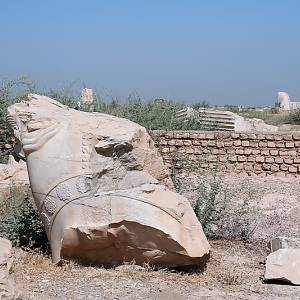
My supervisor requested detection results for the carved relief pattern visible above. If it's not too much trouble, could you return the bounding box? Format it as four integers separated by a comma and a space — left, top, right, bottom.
44, 197, 57, 214
76, 176, 92, 193
56, 183, 72, 201
81, 133, 93, 171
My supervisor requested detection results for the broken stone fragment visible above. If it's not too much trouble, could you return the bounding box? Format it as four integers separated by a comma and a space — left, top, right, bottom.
7, 94, 210, 268
264, 249, 300, 285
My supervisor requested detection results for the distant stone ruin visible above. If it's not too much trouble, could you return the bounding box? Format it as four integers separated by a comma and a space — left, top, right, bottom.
277, 91, 300, 112
176, 107, 278, 133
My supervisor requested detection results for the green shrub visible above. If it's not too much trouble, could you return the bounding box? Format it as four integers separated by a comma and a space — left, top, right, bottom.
193, 171, 256, 241
284, 108, 300, 125
0, 184, 48, 251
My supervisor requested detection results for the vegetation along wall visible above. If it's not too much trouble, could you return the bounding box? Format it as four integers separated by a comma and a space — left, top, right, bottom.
150, 130, 300, 177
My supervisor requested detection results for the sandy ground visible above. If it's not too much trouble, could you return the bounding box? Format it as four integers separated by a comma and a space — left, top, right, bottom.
13, 240, 299, 300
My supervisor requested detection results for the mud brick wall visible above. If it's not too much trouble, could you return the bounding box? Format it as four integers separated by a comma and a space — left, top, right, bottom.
150, 130, 300, 177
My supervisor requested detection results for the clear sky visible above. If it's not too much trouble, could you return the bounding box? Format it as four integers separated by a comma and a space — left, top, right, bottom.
1, 1, 300, 106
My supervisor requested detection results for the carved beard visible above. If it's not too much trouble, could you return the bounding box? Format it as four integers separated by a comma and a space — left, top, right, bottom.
8, 112, 62, 156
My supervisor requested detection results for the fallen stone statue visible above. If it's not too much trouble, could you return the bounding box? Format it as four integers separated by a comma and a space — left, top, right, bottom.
7, 94, 210, 267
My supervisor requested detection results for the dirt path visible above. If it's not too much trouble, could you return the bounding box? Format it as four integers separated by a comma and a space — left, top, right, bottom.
13, 240, 299, 299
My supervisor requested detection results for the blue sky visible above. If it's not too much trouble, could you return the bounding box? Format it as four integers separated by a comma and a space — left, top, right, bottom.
1, 1, 300, 106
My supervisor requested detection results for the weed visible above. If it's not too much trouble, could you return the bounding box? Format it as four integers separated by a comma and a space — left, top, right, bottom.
0, 184, 48, 251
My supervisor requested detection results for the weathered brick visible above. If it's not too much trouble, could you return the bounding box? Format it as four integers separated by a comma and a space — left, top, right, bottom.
228, 156, 237, 162
267, 141, 276, 148
270, 149, 278, 156
185, 147, 194, 154
248, 133, 257, 139
200, 163, 209, 168
270, 165, 279, 172
168, 140, 176, 146
249, 141, 259, 147
224, 141, 233, 147
160, 139, 168, 146
236, 164, 244, 170
246, 156, 254, 162
211, 149, 219, 155
201, 141, 208, 147
165, 131, 174, 138
293, 158, 300, 163
252, 149, 260, 155
294, 141, 300, 147
240, 134, 248, 140
289, 166, 298, 173
261, 149, 269, 156
289, 150, 297, 156
183, 140, 192, 146
194, 147, 202, 155
244, 149, 252, 155
219, 156, 227, 162
207, 141, 216, 147
218, 149, 226, 155
235, 149, 244, 155
254, 164, 262, 171
283, 134, 293, 141
274, 157, 283, 164
255, 156, 265, 163
265, 157, 275, 163
207, 156, 217, 162
285, 142, 294, 148
231, 133, 239, 139
192, 140, 201, 146
280, 164, 289, 171
202, 149, 211, 154
241, 140, 250, 147
274, 135, 283, 141
216, 141, 224, 148
237, 156, 247, 162
279, 150, 288, 156
276, 141, 285, 148
259, 141, 267, 147
266, 135, 274, 140
244, 164, 253, 171
233, 140, 242, 146
227, 149, 235, 155
257, 134, 266, 140
262, 164, 271, 171
284, 158, 293, 164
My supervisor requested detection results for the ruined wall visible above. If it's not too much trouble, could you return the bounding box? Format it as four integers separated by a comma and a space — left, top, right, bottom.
150, 130, 300, 177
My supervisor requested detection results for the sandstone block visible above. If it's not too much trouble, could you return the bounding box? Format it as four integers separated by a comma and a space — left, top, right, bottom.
293, 133, 300, 140
240, 133, 248, 140
231, 133, 239, 139
283, 134, 293, 141
235, 149, 244, 155
183, 140, 192, 146
280, 164, 289, 171
192, 140, 201, 146
274, 135, 283, 141
266, 135, 274, 140
261, 149, 269, 156
244, 149, 252, 155
168, 140, 176, 146
175, 140, 183, 146
228, 156, 237, 162
276, 142, 285, 148
224, 141, 233, 147
205, 133, 215, 139
259, 141, 267, 147
270, 165, 279, 172
241, 140, 250, 147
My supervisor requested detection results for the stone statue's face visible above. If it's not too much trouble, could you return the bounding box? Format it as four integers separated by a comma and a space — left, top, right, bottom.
7, 94, 66, 155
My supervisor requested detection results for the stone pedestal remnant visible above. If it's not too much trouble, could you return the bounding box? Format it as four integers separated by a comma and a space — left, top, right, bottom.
265, 237, 300, 285
277, 91, 300, 112
7, 94, 210, 267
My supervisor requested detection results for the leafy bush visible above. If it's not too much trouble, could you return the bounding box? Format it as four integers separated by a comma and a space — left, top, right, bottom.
284, 108, 300, 125
0, 184, 48, 251
193, 171, 256, 241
